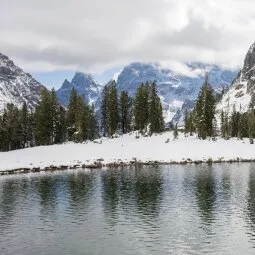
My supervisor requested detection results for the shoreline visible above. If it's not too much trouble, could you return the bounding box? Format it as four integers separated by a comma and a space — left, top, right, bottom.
1, 158, 255, 176
1, 131, 255, 176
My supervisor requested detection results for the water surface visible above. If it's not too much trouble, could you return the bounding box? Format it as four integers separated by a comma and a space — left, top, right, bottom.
1, 164, 255, 254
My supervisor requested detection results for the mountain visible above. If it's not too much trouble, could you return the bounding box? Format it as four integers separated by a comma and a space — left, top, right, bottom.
217, 42, 255, 114
0, 53, 46, 112
57, 72, 102, 106
116, 62, 237, 123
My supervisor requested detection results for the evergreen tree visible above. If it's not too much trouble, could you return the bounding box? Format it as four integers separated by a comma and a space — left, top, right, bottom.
230, 106, 239, 137
195, 75, 216, 139
149, 82, 164, 134
67, 88, 79, 140
184, 109, 189, 136
173, 123, 178, 139
101, 85, 109, 136
55, 106, 67, 144
120, 91, 132, 134
134, 83, 150, 132
0, 114, 7, 151
20, 102, 29, 148
248, 93, 255, 139
87, 104, 98, 140
107, 81, 119, 136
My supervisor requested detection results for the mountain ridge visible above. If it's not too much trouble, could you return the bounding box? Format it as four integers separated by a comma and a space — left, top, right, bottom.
216, 41, 255, 114
0, 52, 46, 112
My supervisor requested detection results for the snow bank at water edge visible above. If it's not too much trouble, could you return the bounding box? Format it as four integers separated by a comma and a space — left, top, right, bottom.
0, 132, 255, 172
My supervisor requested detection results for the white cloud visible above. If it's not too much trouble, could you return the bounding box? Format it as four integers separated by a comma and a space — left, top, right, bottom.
1, 0, 255, 75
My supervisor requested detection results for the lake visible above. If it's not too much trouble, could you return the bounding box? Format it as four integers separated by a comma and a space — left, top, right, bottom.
0, 164, 255, 254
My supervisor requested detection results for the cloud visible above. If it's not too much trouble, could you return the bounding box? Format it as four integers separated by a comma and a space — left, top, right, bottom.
1, 0, 255, 75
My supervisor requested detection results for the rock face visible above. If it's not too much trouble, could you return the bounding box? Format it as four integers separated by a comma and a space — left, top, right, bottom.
117, 62, 237, 124
57, 72, 102, 106
0, 53, 46, 111
217, 42, 255, 114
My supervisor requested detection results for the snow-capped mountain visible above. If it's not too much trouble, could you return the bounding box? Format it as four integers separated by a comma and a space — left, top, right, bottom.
117, 62, 237, 123
57, 72, 102, 106
217, 41, 255, 114
0, 53, 46, 112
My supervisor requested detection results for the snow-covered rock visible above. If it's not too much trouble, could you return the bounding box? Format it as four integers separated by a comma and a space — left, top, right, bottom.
0, 52, 46, 112
217, 41, 255, 114
57, 72, 102, 106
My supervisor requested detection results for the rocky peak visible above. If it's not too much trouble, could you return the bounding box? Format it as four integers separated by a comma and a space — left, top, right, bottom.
0, 52, 46, 112
61, 79, 71, 89
216, 42, 255, 115
241, 42, 255, 93
71, 72, 97, 89
57, 72, 101, 106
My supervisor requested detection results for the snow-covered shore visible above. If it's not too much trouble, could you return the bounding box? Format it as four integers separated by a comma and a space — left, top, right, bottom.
0, 132, 255, 172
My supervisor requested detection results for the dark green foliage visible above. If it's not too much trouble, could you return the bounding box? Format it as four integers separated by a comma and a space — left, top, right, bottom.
184, 110, 196, 136
0, 103, 32, 151
99, 81, 164, 137
0, 87, 99, 151
134, 82, 164, 134
134, 83, 150, 132
120, 91, 132, 134
101, 85, 109, 136
149, 82, 164, 134
173, 123, 178, 139
35, 89, 65, 145
108, 81, 119, 136
194, 76, 216, 139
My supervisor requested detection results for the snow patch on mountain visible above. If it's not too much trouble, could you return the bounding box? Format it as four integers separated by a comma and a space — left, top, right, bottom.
0, 53, 46, 112
117, 62, 237, 124
217, 41, 255, 115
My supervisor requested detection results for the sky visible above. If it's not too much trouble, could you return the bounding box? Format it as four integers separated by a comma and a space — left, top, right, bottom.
1, 0, 255, 89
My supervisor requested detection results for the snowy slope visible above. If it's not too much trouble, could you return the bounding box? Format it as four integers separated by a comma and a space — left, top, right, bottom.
0, 53, 46, 111
117, 62, 237, 123
57, 72, 102, 106
0, 132, 254, 171
217, 41, 255, 114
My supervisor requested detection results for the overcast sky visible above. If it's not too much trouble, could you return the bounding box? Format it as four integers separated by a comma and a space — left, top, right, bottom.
2, 0, 255, 88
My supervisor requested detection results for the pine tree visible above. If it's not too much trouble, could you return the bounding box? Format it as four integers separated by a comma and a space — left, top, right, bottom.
149, 82, 164, 134
55, 106, 67, 144
101, 85, 109, 136
195, 75, 216, 139
173, 123, 178, 139
120, 91, 132, 134
107, 81, 119, 136
0, 114, 7, 151
134, 83, 150, 132
67, 88, 79, 140
87, 104, 98, 140
184, 109, 189, 136
35, 89, 54, 145
230, 105, 239, 137
248, 93, 255, 139
220, 110, 226, 138
20, 102, 29, 148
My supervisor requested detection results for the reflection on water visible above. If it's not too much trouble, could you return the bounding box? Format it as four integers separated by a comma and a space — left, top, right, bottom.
1, 164, 255, 254
195, 166, 216, 223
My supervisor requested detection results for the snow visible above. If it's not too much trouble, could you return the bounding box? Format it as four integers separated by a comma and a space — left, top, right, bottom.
216, 80, 251, 115
112, 70, 122, 82
0, 132, 254, 171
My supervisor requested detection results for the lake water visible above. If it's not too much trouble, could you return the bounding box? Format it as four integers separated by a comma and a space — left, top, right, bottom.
1, 164, 255, 254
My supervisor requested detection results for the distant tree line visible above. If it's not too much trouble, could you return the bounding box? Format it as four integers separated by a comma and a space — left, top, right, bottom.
101, 80, 164, 137
0, 81, 165, 151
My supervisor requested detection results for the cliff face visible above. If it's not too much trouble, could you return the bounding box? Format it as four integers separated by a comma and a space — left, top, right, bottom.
0, 52, 46, 111
217, 42, 255, 114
